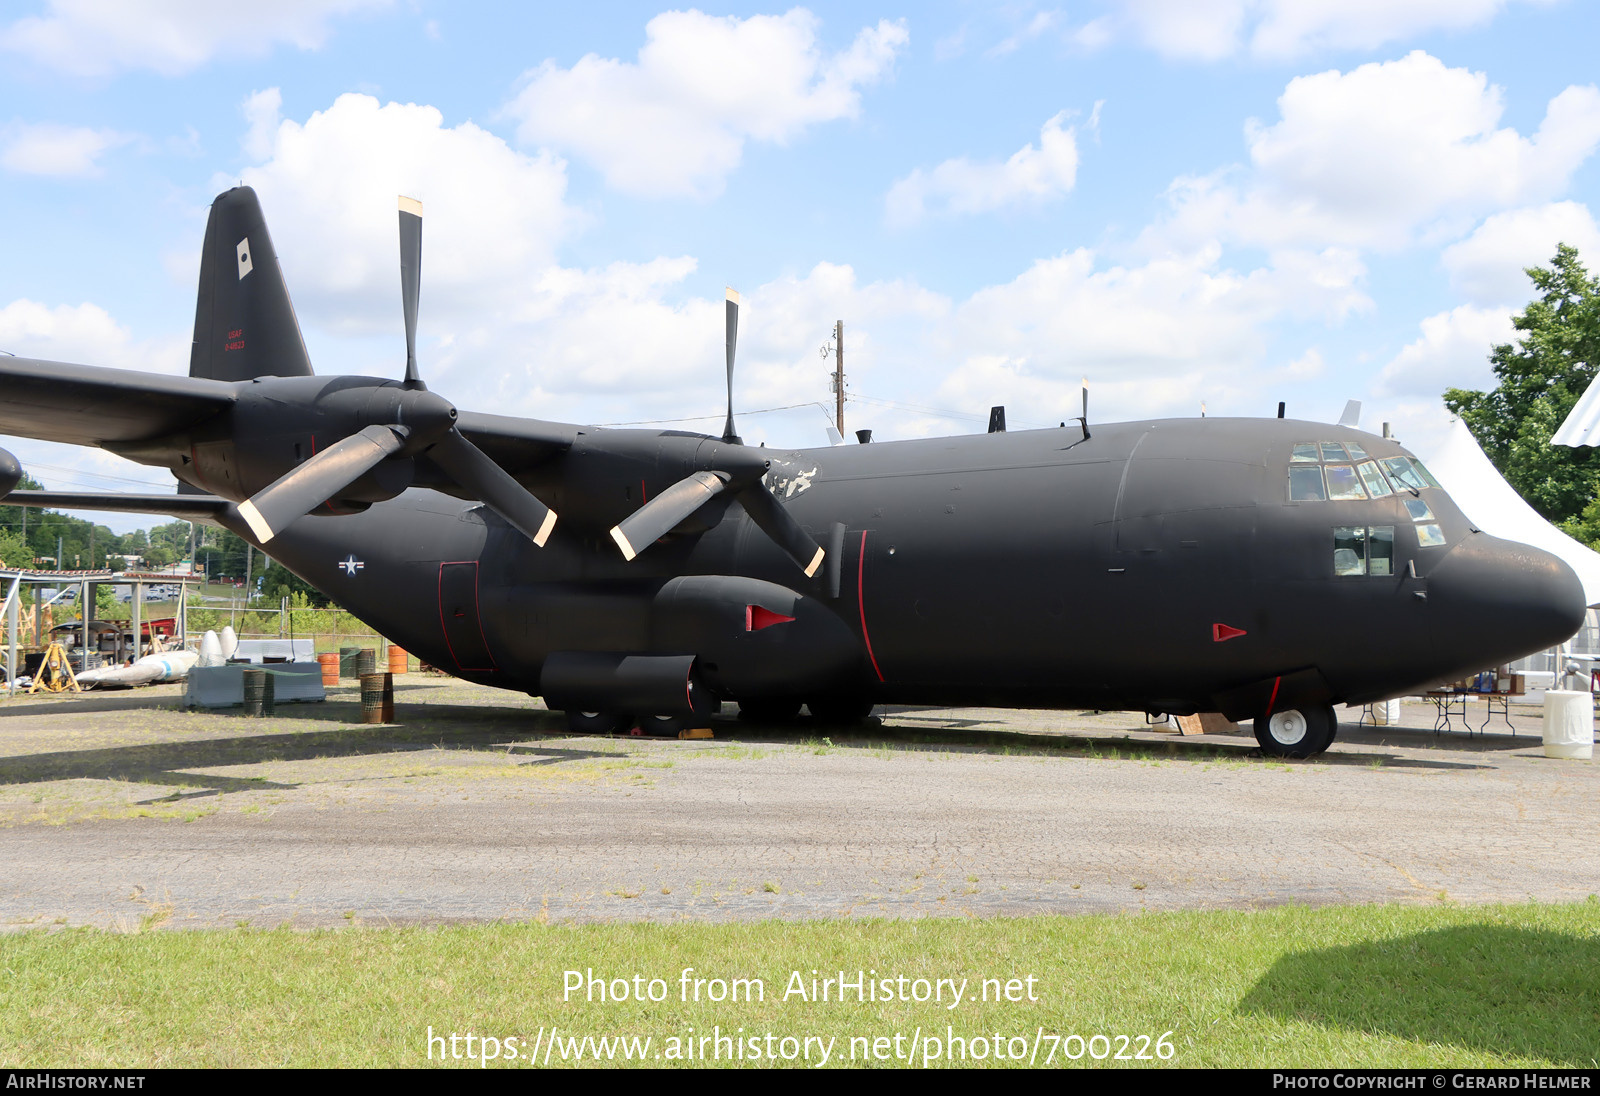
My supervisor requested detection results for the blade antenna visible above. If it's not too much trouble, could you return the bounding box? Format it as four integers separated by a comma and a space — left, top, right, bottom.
722, 287, 741, 444
1076, 377, 1090, 441
399, 195, 425, 390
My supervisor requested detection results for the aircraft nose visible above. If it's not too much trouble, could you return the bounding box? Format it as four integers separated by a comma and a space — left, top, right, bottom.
1425, 533, 1586, 664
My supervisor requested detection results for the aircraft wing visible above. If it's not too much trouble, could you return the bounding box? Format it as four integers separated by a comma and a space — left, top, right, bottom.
455, 409, 578, 472
3, 490, 235, 522
0, 356, 236, 447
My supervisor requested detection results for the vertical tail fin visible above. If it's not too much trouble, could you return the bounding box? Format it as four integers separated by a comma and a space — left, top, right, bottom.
189, 186, 314, 382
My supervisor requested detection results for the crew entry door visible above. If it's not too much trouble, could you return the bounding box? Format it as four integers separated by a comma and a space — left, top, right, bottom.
439, 561, 495, 672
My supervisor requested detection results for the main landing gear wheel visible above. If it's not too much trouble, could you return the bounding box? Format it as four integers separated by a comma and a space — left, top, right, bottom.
807, 695, 876, 724
566, 710, 634, 735
738, 697, 803, 723
1253, 703, 1336, 759
637, 713, 691, 737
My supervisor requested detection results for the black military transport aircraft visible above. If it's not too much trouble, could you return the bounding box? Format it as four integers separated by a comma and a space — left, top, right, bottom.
0, 188, 1584, 756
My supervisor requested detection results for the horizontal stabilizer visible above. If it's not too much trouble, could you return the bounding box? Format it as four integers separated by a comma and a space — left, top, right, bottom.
3, 489, 234, 521
0, 356, 235, 447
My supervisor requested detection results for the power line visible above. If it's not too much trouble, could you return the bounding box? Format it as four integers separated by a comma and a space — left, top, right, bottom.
594, 402, 829, 427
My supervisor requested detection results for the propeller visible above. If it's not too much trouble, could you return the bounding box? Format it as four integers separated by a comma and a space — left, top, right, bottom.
399, 195, 423, 388
722, 288, 741, 444
235, 196, 558, 547
598, 287, 826, 575
610, 470, 731, 561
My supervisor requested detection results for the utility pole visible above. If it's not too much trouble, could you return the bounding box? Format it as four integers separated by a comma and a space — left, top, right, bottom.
832, 320, 845, 435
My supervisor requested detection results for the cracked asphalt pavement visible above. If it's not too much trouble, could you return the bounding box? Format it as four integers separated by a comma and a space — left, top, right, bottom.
0, 678, 1594, 928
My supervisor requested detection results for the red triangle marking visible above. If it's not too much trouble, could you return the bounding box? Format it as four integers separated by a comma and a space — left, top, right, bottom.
1213, 622, 1248, 642
747, 605, 796, 632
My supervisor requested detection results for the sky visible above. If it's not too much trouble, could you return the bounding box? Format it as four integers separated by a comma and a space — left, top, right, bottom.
3, 1, 1599, 533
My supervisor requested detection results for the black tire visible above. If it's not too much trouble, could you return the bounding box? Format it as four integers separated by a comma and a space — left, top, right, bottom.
738, 697, 803, 723
1253, 703, 1336, 758
638, 713, 690, 737
566, 710, 634, 735
807, 695, 876, 723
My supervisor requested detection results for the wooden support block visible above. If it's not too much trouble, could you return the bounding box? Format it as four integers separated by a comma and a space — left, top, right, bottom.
1174, 712, 1239, 735
678, 727, 714, 739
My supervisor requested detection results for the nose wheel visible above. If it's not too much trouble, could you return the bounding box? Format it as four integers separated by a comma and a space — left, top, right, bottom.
1253, 703, 1337, 758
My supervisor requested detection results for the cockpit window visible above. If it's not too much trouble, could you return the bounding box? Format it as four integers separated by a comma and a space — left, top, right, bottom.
1289, 465, 1327, 501
1381, 457, 1427, 491
1319, 441, 1351, 462
1403, 498, 1434, 521
1368, 527, 1394, 574
1291, 443, 1321, 463
1410, 458, 1441, 489
1357, 461, 1393, 498
1333, 527, 1366, 575
1334, 526, 1395, 576
1324, 464, 1368, 500
1416, 523, 1447, 547
1346, 441, 1371, 461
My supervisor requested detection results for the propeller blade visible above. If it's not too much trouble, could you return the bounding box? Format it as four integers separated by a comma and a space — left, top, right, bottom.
609, 470, 731, 561
399, 195, 424, 388
427, 427, 557, 547
239, 424, 407, 543
722, 287, 741, 444
737, 483, 825, 577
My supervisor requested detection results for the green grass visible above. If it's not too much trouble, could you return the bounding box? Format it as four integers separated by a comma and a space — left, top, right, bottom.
3, 901, 1597, 1067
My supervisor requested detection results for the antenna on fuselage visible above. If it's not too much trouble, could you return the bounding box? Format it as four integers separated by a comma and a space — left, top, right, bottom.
1277, 401, 1285, 419
1076, 378, 1091, 440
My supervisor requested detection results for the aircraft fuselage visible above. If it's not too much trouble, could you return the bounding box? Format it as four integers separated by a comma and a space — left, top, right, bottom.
225, 414, 1583, 720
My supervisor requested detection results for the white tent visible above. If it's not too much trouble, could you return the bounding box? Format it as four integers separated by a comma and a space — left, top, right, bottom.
1414, 419, 1600, 607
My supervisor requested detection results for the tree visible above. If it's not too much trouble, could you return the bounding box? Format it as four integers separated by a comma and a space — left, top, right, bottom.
1444, 244, 1600, 527
0, 527, 28, 569
259, 558, 330, 606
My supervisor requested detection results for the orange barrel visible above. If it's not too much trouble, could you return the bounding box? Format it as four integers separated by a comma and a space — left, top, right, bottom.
356, 648, 377, 678
359, 672, 393, 724
387, 645, 408, 674
317, 652, 339, 686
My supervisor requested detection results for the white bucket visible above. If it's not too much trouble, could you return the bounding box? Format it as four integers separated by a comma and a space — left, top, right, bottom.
1373, 699, 1402, 726
1541, 690, 1593, 760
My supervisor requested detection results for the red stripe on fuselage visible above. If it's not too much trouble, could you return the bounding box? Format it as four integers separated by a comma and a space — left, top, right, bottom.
858, 530, 884, 683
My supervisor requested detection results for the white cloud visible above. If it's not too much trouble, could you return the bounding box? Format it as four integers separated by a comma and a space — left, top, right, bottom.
1156, 53, 1600, 252
0, 122, 131, 177
1442, 202, 1600, 305
241, 88, 283, 162
1374, 304, 1515, 398
504, 9, 907, 198
1, 0, 389, 78
986, 10, 1060, 57
0, 299, 186, 373
886, 112, 1081, 227
235, 93, 576, 329
1076, 0, 1545, 61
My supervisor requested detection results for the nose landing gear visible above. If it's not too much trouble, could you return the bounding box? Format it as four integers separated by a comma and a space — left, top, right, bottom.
1253, 703, 1338, 758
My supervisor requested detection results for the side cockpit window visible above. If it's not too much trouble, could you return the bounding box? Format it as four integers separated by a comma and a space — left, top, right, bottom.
1333, 527, 1395, 576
